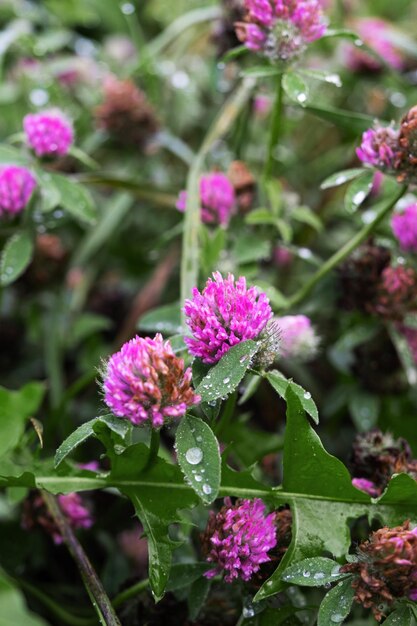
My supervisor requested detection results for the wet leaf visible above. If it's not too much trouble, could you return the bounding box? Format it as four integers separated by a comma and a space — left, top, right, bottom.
317, 578, 355, 626
282, 557, 348, 586
0, 232, 34, 286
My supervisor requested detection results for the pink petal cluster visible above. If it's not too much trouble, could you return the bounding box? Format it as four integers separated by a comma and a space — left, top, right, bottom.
23, 109, 73, 157
356, 126, 399, 170
345, 19, 405, 73
176, 172, 236, 226
203, 498, 277, 582
391, 203, 417, 252
235, 0, 328, 62
184, 272, 272, 364
55, 494, 94, 544
275, 314, 319, 360
352, 477, 380, 497
103, 334, 200, 428
0, 165, 36, 217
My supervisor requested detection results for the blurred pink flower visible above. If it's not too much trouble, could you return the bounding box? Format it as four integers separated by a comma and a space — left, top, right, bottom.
23, 109, 73, 157
0, 166, 36, 217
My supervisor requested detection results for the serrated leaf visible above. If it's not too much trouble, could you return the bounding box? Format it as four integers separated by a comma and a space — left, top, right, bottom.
196, 340, 259, 402
0, 232, 34, 286
282, 71, 309, 106
345, 171, 374, 213
282, 557, 348, 586
317, 578, 355, 626
265, 371, 319, 424
49, 173, 97, 224
175, 414, 220, 504
321, 168, 365, 189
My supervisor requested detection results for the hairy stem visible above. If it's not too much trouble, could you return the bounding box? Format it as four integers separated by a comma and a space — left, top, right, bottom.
263, 73, 284, 182
42, 491, 122, 626
286, 184, 407, 310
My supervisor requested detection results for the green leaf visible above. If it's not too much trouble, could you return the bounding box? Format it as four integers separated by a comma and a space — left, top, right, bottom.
200, 226, 226, 276
348, 391, 379, 432
166, 563, 209, 591
320, 28, 360, 41
0, 145, 29, 165
304, 105, 377, 134
49, 173, 97, 224
0, 570, 48, 626
240, 66, 282, 78
192, 359, 221, 420
245, 208, 277, 226
0, 232, 34, 286
382, 606, 413, 625
265, 371, 319, 424
377, 473, 417, 506
138, 303, 182, 335
282, 557, 348, 586
175, 414, 220, 504
35, 168, 61, 212
233, 232, 272, 264
0, 383, 45, 458
187, 576, 211, 621
321, 168, 365, 189
291, 206, 323, 231
282, 71, 309, 106
195, 340, 259, 402
297, 68, 342, 87
345, 171, 374, 213
317, 578, 355, 626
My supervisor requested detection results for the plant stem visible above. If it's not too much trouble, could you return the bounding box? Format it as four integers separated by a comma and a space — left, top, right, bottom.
263, 73, 284, 182
180, 77, 256, 320
42, 491, 122, 626
285, 185, 407, 310
112, 578, 150, 609
144, 429, 160, 471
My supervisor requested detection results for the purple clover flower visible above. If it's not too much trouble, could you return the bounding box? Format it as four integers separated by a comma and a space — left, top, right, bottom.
0, 165, 36, 217
203, 497, 277, 582
356, 126, 399, 170
55, 494, 94, 544
176, 172, 236, 226
183, 272, 272, 364
235, 0, 328, 62
102, 334, 200, 428
391, 203, 417, 252
23, 109, 73, 157
275, 314, 319, 361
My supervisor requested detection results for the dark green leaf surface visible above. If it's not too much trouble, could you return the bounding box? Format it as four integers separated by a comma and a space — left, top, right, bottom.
0, 232, 34, 286
317, 578, 355, 626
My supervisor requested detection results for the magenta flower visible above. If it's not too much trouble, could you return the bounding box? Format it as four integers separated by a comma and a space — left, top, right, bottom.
184, 272, 272, 364
276, 314, 319, 360
356, 126, 399, 170
352, 477, 380, 497
55, 494, 93, 544
391, 203, 417, 252
202, 498, 277, 582
235, 0, 328, 62
23, 109, 73, 157
102, 334, 200, 428
176, 172, 236, 226
345, 19, 405, 73
0, 166, 36, 217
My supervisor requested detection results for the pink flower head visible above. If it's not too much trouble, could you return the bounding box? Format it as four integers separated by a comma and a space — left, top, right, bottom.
23, 109, 73, 157
235, 0, 328, 62
55, 494, 93, 544
184, 272, 272, 364
0, 166, 36, 217
345, 19, 405, 73
391, 203, 417, 252
356, 126, 399, 171
276, 314, 319, 360
102, 334, 200, 428
202, 498, 277, 582
352, 477, 380, 497
176, 172, 236, 226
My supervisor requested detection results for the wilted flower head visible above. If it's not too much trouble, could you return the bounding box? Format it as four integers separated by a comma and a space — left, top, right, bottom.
235, 0, 328, 63
275, 314, 319, 360
227, 161, 256, 212
176, 172, 236, 226
184, 272, 272, 364
95, 76, 159, 147
373, 264, 417, 320
201, 497, 277, 582
23, 109, 73, 157
345, 18, 405, 73
341, 521, 417, 621
102, 334, 199, 428
356, 125, 399, 171
22, 492, 93, 544
0, 166, 36, 217
391, 203, 417, 252
396, 105, 417, 184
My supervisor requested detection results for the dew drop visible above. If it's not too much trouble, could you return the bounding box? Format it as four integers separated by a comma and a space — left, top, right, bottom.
202, 484, 212, 495
195, 475, 203, 482
330, 614, 344, 623
302, 570, 311, 578
196, 435, 203, 442
303, 391, 311, 400
331, 565, 341, 576
185, 447, 203, 465
223, 377, 230, 384
314, 572, 325, 580
242, 606, 255, 618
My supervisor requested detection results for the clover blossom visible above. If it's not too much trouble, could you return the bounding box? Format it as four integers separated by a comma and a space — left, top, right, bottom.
235, 0, 328, 63
202, 497, 277, 582
341, 521, 417, 621
184, 272, 272, 364
356, 126, 399, 171
23, 109, 73, 157
0, 165, 36, 217
345, 18, 405, 73
176, 172, 236, 226
275, 314, 319, 360
102, 334, 199, 428
391, 203, 417, 252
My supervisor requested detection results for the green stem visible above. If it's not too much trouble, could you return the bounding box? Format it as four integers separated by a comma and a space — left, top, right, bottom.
42, 492, 122, 626
144, 429, 160, 471
112, 578, 149, 609
286, 185, 407, 310
263, 74, 284, 182
180, 77, 256, 319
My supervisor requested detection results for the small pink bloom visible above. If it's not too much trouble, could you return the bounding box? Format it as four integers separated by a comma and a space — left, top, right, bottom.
356, 126, 399, 170
176, 172, 236, 226
352, 477, 379, 497
56, 494, 94, 543
0, 166, 36, 217
391, 203, 417, 252
275, 314, 319, 360
23, 109, 73, 157
345, 19, 405, 73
